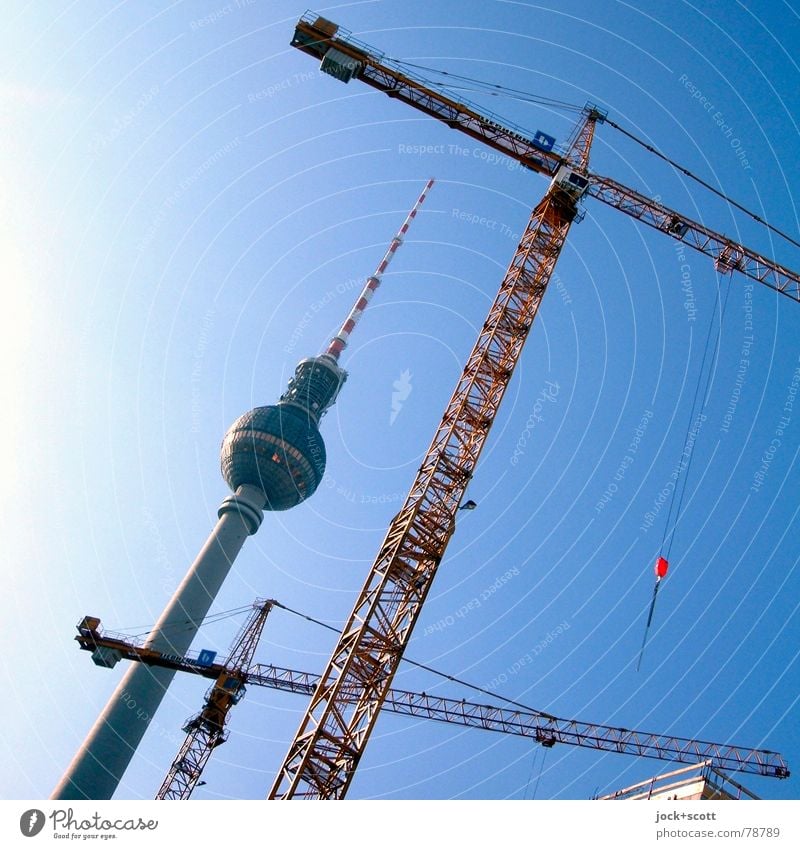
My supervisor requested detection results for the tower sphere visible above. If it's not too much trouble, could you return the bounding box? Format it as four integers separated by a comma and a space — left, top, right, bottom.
220, 403, 326, 510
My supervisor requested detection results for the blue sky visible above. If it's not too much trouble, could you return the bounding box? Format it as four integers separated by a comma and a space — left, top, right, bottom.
2, 0, 800, 801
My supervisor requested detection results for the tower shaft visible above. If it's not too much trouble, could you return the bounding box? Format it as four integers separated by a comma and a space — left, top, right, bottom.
51, 486, 266, 800
54, 179, 434, 799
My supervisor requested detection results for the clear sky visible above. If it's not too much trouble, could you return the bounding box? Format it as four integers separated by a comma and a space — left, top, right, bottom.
2, 0, 800, 801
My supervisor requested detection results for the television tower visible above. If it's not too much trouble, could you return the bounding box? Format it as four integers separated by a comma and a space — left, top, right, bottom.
52, 179, 435, 800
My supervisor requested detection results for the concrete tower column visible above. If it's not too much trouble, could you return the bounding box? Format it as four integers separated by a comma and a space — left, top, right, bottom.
51, 485, 266, 800
51, 180, 433, 800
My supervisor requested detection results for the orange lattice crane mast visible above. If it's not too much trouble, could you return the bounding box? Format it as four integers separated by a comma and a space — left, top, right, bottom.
155, 600, 275, 799
267, 14, 800, 799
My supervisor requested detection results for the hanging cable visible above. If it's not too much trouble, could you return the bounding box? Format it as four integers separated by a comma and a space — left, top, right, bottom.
636, 562, 667, 673
605, 118, 800, 253
530, 745, 548, 800
388, 57, 800, 254
661, 276, 732, 560
121, 603, 257, 641
272, 600, 558, 719
522, 747, 540, 800
637, 276, 731, 672
392, 59, 586, 114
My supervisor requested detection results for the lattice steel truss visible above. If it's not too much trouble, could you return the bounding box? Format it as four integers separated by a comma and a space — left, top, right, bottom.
269, 112, 596, 797
156, 600, 275, 800
71, 629, 791, 783
291, 13, 800, 301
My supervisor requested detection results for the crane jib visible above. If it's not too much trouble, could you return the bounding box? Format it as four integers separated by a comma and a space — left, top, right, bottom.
291, 18, 563, 179
74, 626, 792, 783
292, 14, 800, 303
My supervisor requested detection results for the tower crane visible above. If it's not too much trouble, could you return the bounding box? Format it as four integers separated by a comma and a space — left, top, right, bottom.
264, 14, 800, 800
71, 607, 789, 801
155, 600, 275, 800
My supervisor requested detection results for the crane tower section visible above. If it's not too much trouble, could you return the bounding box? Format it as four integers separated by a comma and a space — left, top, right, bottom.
156, 600, 275, 800
269, 105, 599, 798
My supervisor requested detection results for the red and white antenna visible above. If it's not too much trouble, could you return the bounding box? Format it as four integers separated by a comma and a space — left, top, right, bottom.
325, 178, 435, 361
